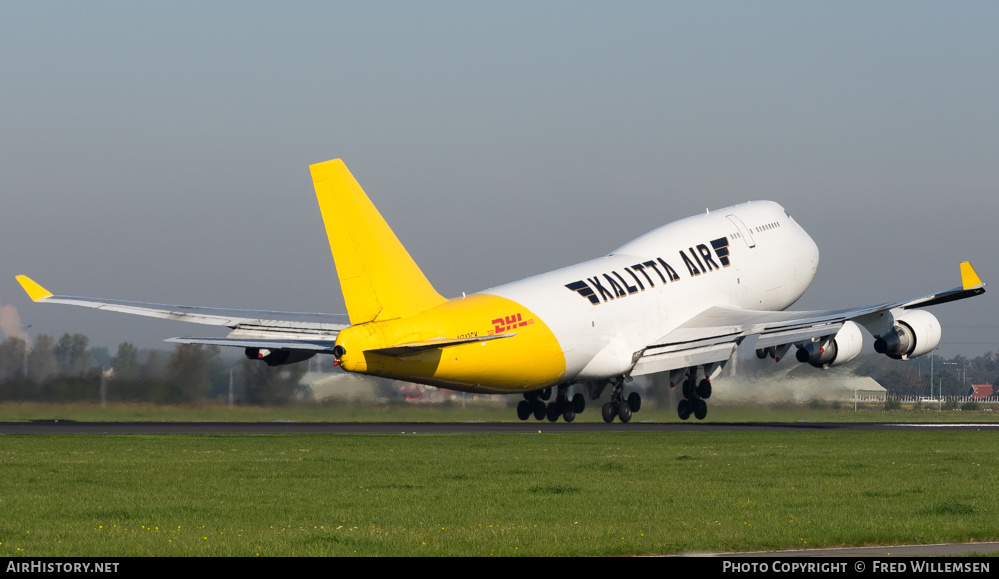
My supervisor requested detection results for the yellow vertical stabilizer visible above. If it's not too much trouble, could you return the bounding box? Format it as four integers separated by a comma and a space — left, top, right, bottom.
310, 159, 448, 324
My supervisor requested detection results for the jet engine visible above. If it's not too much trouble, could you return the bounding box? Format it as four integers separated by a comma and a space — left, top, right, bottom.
245, 347, 316, 367
795, 321, 863, 369
873, 309, 941, 360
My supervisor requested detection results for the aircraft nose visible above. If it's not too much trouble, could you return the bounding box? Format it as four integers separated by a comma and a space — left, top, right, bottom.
804, 231, 820, 278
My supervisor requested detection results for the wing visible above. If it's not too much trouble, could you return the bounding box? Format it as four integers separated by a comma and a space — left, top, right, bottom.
15, 275, 349, 351
631, 261, 986, 376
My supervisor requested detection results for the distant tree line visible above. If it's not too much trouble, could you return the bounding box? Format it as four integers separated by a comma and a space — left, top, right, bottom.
0, 334, 307, 405
853, 351, 999, 398
2, 332, 996, 404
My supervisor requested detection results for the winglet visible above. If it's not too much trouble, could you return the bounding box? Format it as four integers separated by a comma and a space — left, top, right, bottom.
16, 275, 53, 302
960, 262, 983, 290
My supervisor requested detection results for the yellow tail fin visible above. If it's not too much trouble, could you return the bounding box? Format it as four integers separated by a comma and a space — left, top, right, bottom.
310, 159, 447, 324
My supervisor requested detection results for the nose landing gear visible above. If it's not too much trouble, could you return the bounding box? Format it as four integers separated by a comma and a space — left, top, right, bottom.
599, 378, 642, 423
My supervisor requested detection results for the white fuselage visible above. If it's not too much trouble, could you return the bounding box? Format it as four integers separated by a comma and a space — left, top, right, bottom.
481, 200, 820, 382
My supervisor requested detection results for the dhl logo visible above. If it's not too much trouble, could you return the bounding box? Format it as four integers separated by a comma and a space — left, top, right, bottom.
488, 313, 534, 335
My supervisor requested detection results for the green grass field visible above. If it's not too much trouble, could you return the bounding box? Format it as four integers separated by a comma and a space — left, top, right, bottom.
1, 430, 996, 556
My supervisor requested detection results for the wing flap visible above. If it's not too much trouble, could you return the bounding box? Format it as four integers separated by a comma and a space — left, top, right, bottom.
755, 323, 844, 350
632, 342, 739, 377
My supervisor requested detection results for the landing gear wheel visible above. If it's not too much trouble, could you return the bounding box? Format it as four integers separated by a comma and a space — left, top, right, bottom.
517, 400, 531, 421
540, 387, 552, 401
627, 392, 642, 413
546, 402, 560, 422
677, 399, 692, 420
602, 402, 616, 423
694, 398, 708, 420
618, 403, 632, 423
532, 400, 546, 420
572, 393, 586, 413
682, 380, 693, 399
696, 379, 712, 399
562, 408, 576, 423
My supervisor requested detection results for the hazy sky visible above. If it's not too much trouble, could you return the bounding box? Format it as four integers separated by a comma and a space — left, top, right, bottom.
2, 2, 996, 358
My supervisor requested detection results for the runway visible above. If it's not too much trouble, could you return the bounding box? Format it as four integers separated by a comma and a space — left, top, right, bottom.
711, 541, 999, 557
3, 420, 998, 434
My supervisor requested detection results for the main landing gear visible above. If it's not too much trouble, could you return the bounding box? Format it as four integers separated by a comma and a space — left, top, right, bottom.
675, 367, 710, 420
514, 377, 644, 424
516, 385, 585, 423
600, 378, 642, 424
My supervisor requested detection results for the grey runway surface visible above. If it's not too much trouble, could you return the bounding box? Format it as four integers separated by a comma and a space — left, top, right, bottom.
2, 421, 999, 434
712, 542, 999, 557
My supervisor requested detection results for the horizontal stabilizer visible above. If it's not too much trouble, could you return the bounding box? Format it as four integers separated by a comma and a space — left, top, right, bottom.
366, 333, 516, 357
166, 337, 338, 352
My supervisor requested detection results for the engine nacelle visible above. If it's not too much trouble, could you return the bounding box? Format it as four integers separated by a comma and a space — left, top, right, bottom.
795, 321, 863, 369
873, 309, 941, 360
245, 347, 316, 367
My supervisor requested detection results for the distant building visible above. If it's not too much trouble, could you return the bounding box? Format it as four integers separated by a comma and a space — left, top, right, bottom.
691, 363, 887, 403
970, 384, 994, 400
299, 371, 383, 402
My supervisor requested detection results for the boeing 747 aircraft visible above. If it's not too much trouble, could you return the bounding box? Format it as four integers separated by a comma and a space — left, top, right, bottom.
17, 159, 986, 422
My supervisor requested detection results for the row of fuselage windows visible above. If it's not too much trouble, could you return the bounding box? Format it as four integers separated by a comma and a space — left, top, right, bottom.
755, 221, 781, 233
754, 221, 781, 233
726, 220, 781, 241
